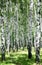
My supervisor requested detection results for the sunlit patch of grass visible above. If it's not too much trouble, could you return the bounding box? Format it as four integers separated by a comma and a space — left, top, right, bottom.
40, 48, 42, 55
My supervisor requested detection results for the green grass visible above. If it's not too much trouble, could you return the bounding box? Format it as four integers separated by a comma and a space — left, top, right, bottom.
0, 47, 42, 65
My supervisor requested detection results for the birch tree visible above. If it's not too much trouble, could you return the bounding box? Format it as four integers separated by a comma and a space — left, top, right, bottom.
34, 0, 41, 64
27, 0, 34, 58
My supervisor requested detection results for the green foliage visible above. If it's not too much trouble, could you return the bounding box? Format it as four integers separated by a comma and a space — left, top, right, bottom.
12, 0, 17, 5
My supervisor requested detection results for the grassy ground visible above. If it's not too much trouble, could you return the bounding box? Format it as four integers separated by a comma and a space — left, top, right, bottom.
0, 47, 42, 65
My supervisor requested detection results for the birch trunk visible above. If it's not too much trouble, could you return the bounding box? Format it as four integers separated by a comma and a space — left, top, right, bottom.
14, 3, 19, 51
6, 0, 10, 54
27, 0, 33, 58
34, 0, 41, 64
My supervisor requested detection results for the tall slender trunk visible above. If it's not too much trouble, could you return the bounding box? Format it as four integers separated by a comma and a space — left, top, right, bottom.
34, 0, 41, 64
0, 0, 5, 61
6, 0, 10, 54
14, 3, 19, 51
27, 0, 33, 58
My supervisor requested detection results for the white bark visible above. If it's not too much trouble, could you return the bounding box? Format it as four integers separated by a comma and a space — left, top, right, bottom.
34, 0, 41, 63
28, 0, 33, 45
14, 3, 19, 50
1, 17, 5, 45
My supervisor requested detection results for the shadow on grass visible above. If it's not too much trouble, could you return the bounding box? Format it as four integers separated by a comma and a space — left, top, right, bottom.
5, 54, 35, 65
16, 54, 35, 65
0, 54, 42, 65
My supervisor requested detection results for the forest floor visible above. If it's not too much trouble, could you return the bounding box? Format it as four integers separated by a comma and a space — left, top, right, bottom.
0, 47, 42, 65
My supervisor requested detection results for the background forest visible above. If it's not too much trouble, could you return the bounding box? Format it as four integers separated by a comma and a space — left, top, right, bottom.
0, 0, 42, 65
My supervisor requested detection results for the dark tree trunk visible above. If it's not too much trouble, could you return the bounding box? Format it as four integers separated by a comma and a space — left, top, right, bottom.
27, 41, 32, 59
1, 43, 5, 61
